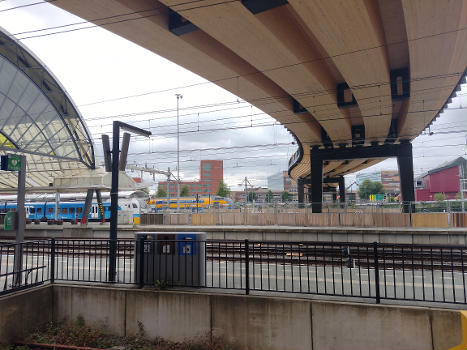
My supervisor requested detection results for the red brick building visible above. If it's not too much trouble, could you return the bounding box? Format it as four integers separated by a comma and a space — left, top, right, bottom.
415, 157, 466, 201
158, 160, 223, 197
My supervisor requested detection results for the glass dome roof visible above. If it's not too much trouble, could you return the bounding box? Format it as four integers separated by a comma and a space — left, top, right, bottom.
0, 27, 95, 189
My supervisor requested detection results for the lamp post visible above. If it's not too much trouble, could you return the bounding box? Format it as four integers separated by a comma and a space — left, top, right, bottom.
176, 94, 183, 211
109, 121, 151, 282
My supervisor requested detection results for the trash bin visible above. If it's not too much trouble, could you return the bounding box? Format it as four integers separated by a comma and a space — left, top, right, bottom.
135, 232, 206, 287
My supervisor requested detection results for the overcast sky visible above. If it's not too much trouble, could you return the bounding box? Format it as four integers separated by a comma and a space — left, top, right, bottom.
0, 0, 465, 191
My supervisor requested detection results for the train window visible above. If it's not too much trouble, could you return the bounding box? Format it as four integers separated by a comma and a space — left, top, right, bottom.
37, 208, 42, 214
61, 208, 68, 214
29, 208, 35, 214
48, 208, 54, 213
69, 208, 75, 214
132, 203, 138, 208
77, 207, 82, 213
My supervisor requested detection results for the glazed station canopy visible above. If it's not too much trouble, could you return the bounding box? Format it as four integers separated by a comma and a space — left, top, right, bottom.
0, 27, 95, 190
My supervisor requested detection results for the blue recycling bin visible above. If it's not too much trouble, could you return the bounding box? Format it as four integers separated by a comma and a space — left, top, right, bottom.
135, 232, 206, 287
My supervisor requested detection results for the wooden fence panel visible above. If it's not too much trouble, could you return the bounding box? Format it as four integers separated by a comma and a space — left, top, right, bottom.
451, 213, 467, 227
192, 214, 216, 226
372, 213, 410, 227
412, 213, 449, 228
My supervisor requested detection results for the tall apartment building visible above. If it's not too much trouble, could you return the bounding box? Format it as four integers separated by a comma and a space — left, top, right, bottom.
158, 160, 223, 197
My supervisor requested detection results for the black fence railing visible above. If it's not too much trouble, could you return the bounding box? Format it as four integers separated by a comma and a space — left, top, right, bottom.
0, 239, 466, 305
0, 240, 51, 295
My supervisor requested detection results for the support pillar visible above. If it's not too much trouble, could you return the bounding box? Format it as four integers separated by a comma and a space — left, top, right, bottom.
311, 155, 323, 213
332, 192, 337, 202
338, 176, 345, 208
397, 142, 415, 213
54, 192, 60, 221
95, 189, 104, 222
297, 178, 304, 207
13, 155, 26, 286
82, 189, 93, 224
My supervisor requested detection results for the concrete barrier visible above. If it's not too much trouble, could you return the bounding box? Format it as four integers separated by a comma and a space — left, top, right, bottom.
50, 284, 467, 350
0, 285, 53, 344
1, 224, 466, 246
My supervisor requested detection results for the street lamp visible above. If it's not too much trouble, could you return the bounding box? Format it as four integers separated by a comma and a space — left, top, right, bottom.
176, 94, 183, 211
109, 121, 151, 282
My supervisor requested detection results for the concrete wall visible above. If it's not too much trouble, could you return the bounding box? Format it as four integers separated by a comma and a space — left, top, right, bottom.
0, 285, 53, 344
1, 224, 466, 246
52, 284, 465, 350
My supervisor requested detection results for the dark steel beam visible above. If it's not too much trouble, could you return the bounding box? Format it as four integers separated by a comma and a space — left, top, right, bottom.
311, 155, 323, 213
297, 178, 304, 206
310, 143, 411, 161
338, 176, 345, 207
397, 142, 415, 213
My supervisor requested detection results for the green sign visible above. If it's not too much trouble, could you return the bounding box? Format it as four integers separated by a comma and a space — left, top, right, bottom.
1, 154, 21, 171
4, 211, 16, 231
369, 194, 385, 202
7, 155, 21, 171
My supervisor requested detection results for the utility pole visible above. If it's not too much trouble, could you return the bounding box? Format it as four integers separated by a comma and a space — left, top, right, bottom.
242, 176, 252, 204
176, 94, 183, 211
167, 167, 171, 210
460, 135, 467, 212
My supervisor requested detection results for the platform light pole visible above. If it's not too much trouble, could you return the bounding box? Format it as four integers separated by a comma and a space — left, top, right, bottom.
176, 94, 183, 211
109, 121, 151, 283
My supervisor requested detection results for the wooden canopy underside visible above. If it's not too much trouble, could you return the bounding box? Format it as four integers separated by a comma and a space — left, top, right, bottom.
49, 0, 467, 182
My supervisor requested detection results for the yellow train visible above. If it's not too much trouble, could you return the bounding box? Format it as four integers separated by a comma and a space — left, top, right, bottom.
147, 196, 232, 211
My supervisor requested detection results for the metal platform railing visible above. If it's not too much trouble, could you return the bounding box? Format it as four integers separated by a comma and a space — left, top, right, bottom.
1, 239, 466, 306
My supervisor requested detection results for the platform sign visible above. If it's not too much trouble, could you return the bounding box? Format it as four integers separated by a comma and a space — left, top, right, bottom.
1, 155, 21, 171
4, 211, 16, 231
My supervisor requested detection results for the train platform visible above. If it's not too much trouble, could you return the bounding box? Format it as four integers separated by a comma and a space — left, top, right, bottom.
0, 223, 465, 245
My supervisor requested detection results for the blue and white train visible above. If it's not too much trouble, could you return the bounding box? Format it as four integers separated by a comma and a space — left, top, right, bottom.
0, 191, 150, 223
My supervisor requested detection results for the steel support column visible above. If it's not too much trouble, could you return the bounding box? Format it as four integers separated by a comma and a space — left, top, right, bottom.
297, 178, 304, 207
13, 155, 26, 286
338, 176, 345, 207
95, 189, 104, 222
397, 142, 415, 213
109, 122, 120, 283
311, 154, 323, 213
82, 189, 93, 223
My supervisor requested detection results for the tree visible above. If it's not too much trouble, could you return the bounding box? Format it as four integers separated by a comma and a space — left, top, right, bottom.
216, 180, 230, 197
180, 185, 190, 197
358, 180, 385, 200
434, 193, 446, 201
281, 191, 291, 202
248, 192, 257, 202
156, 187, 167, 198
265, 190, 273, 203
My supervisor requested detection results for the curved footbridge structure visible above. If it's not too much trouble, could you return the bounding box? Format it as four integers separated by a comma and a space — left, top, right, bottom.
50, 0, 467, 211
